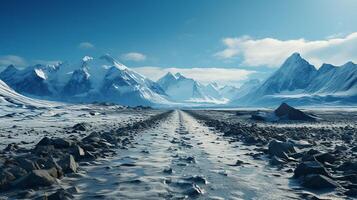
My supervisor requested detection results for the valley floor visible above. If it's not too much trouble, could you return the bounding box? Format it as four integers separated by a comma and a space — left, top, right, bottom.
0, 106, 356, 199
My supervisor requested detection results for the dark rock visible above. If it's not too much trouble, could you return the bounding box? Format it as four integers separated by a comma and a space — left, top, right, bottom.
268, 140, 296, 158
36, 137, 52, 146
163, 168, 173, 174
0, 170, 16, 190
52, 138, 74, 148
302, 174, 339, 189
72, 122, 90, 131
345, 188, 357, 197
184, 183, 203, 197
48, 188, 74, 200
3, 143, 18, 151
59, 155, 77, 173
337, 161, 357, 173
270, 156, 287, 165
184, 175, 207, 184
15, 158, 40, 172
294, 161, 331, 178
314, 153, 336, 164
71, 145, 85, 160
12, 170, 57, 189
274, 103, 316, 121
7, 165, 28, 179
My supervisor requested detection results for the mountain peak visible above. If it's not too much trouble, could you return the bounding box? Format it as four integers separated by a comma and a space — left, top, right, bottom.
82, 56, 93, 62
285, 52, 304, 62
164, 72, 176, 78
318, 63, 337, 74
342, 61, 356, 67
174, 72, 185, 79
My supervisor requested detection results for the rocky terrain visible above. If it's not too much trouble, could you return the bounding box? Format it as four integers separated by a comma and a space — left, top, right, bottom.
0, 105, 356, 199
186, 106, 357, 199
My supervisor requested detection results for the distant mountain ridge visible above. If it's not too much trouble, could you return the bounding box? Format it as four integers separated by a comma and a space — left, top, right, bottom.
0, 52, 356, 107
157, 72, 227, 103
235, 53, 357, 106
0, 55, 169, 106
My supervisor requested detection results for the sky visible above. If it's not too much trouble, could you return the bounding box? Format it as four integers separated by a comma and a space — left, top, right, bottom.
0, 0, 356, 86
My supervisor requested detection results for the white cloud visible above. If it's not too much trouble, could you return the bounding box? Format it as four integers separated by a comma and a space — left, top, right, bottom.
122, 52, 147, 62
78, 42, 95, 49
133, 66, 256, 87
0, 55, 27, 67
215, 32, 357, 68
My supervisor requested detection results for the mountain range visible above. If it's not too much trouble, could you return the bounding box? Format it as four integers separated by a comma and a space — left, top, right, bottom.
0, 55, 169, 106
0, 53, 356, 107
235, 53, 357, 106
157, 72, 226, 104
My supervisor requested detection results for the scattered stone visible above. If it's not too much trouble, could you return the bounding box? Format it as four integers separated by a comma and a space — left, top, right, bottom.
72, 122, 90, 131
268, 140, 296, 159
302, 174, 339, 189
12, 170, 57, 189
294, 161, 331, 178
59, 155, 78, 173
48, 188, 74, 200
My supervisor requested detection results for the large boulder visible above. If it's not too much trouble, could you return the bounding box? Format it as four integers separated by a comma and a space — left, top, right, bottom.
294, 161, 331, 178
11, 170, 57, 189
302, 174, 339, 189
274, 103, 316, 121
268, 140, 296, 159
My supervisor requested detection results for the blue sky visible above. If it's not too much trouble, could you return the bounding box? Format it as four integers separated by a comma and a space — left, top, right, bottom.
0, 0, 356, 86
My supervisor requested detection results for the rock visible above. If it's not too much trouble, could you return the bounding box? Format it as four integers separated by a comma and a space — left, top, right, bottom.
7, 165, 28, 179
48, 188, 74, 200
36, 137, 74, 149
337, 161, 357, 173
12, 170, 57, 189
314, 153, 336, 164
302, 174, 339, 189
59, 155, 77, 173
15, 158, 40, 172
52, 138, 73, 148
184, 175, 207, 184
33, 145, 55, 156
184, 183, 203, 197
65, 186, 80, 194
71, 145, 85, 160
251, 111, 278, 122
72, 122, 90, 131
345, 188, 357, 197
270, 156, 287, 165
294, 161, 331, 178
36, 137, 52, 146
268, 140, 296, 158
163, 168, 173, 174
3, 143, 18, 151
0, 170, 16, 190
274, 103, 316, 121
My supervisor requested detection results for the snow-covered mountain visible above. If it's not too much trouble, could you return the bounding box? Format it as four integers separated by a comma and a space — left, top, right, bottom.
0, 55, 169, 106
253, 53, 317, 96
0, 80, 57, 108
219, 85, 240, 99
307, 62, 357, 95
234, 53, 357, 106
157, 72, 227, 103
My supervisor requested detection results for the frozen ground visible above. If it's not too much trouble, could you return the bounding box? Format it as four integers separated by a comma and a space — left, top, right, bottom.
0, 104, 163, 150
0, 106, 356, 199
